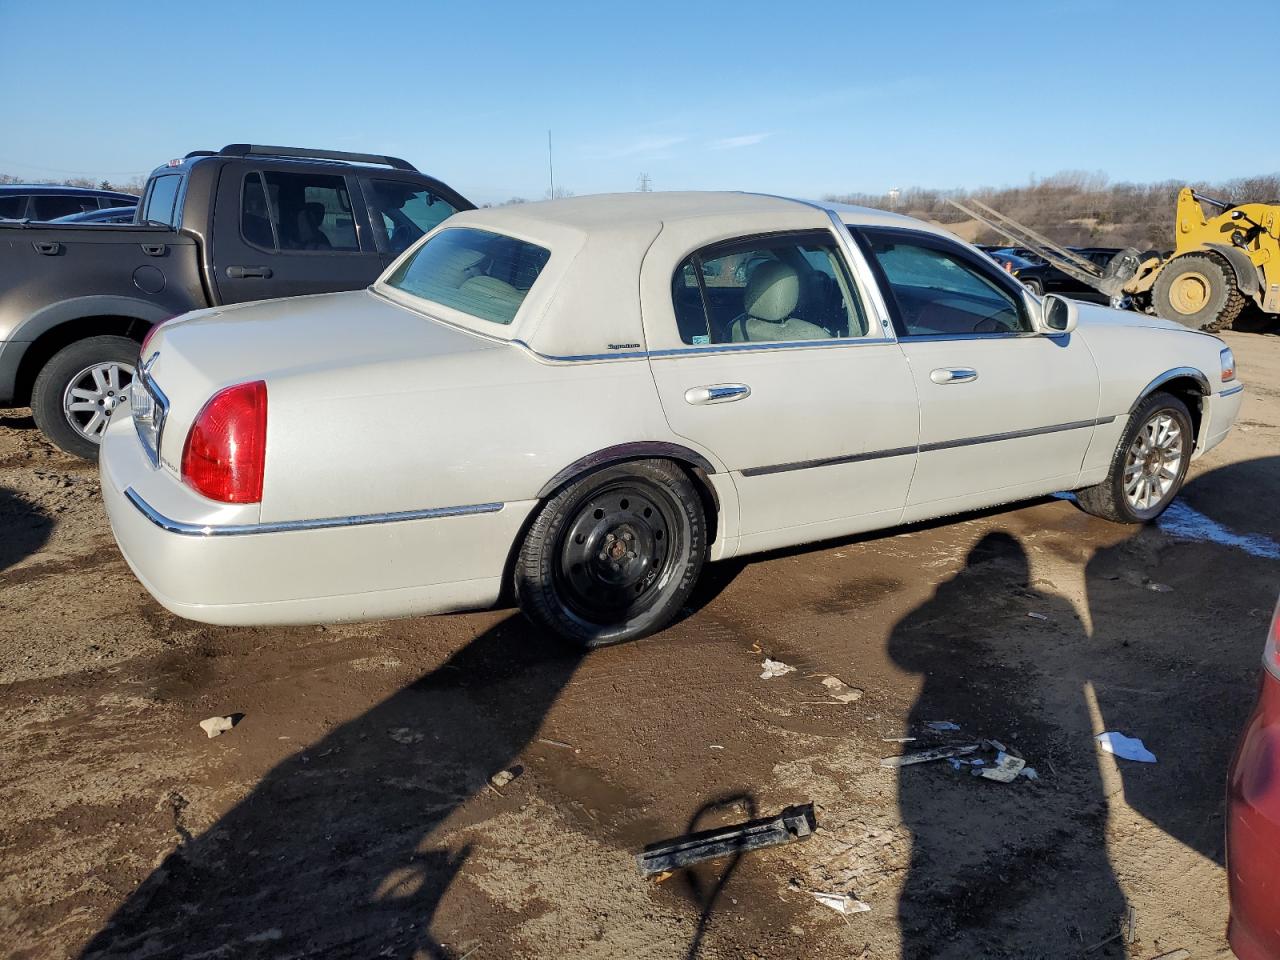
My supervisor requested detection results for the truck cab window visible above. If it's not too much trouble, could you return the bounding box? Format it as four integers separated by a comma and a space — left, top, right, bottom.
366, 180, 458, 255
242, 171, 359, 253
141, 175, 182, 227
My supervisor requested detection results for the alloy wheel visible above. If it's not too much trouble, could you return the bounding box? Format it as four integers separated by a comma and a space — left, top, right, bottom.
62, 361, 134, 443
1122, 412, 1185, 512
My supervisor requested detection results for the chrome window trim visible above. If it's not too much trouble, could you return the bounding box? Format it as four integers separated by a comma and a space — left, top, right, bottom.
741, 416, 1118, 477
1220, 383, 1245, 398
124, 487, 504, 537
512, 336, 899, 363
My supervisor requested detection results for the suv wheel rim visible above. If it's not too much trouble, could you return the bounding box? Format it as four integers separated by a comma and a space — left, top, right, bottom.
1123, 412, 1184, 512
556, 482, 680, 624
63, 361, 134, 443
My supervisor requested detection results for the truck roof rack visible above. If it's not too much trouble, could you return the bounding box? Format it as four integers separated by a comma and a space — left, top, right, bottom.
217, 144, 418, 172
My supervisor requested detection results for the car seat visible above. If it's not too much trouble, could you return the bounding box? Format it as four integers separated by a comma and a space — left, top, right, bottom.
729, 260, 831, 342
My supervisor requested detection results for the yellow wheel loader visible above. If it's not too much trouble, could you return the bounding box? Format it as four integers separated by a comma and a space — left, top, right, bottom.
950, 188, 1280, 331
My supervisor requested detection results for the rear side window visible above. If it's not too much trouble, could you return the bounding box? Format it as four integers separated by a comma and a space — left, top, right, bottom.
0, 196, 23, 219
31, 194, 99, 220
141, 175, 182, 227
672, 232, 869, 345
240, 171, 359, 253
385, 227, 550, 325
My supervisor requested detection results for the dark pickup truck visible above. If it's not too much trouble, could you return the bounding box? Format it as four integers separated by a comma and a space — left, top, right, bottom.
0, 144, 473, 457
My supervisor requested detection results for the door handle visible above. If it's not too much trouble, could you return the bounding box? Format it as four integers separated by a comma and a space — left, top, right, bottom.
930, 367, 978, 384
33, 240, 61, 256
685, 383, 751, 405
226, 265, 273, 279
141, 243, 167, 257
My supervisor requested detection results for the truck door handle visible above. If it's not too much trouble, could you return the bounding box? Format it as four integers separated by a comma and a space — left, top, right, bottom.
930, 367, 978, 384
141, 243, 167, 257
226, 265, 273, 279
33, 240, 61, 256
685, 383, 751, 405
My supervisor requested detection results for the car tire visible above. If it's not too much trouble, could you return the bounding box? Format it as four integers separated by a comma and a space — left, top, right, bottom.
1151, 252, 1245, 332
1022, 278, 1044, 296
1074, 391, 1193, 524
514, 459, 707, 648
31, 335, 139, 460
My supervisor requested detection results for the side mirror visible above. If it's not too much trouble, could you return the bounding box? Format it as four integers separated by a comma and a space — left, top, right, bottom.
1038, 293, 1078, 335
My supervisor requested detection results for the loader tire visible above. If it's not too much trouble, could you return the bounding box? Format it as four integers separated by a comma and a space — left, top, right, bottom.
1151, 252, 1245, 332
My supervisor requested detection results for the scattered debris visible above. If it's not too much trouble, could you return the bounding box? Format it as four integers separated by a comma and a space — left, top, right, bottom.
1147, 582, 1174, 593
1027, 612, 1049, 621
810, 891, 871, 915
881, 736, 917, 743
1097, 732, 1157, 763
537, 737, 574, 750
881, 743, 981, 768
198, 716, 235, 739
388, 727, 424, 745
1150, 950, 1190, 960
977, 751, 1027, 783
638, 803, 816, 877
760, 658, 796, 679
1021, 767, 1039, 781
925, 720, 960, 731
709, 744, 724, 750
488, 767, 520, 789
821, 676, 864, 703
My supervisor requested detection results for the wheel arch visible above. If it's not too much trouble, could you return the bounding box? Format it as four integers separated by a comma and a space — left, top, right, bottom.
1129, 367, 1209, 442
8, 298, 165, 406
498, 442, 723, 606
1200, 243, 1262, 299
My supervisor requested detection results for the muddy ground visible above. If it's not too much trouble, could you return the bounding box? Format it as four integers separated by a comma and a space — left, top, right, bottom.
3, 330, 1279, 960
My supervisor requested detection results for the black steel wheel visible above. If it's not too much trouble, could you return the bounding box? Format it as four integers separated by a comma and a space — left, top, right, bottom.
515, 459, 707, 647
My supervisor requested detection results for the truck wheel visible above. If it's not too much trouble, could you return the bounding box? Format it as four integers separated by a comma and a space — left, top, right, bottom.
1021, 278, 1044, 296
1074, 391, 1193, 524
1151, 252, 1245, 332
31, 335, 139, 460
514, 459, 707, 648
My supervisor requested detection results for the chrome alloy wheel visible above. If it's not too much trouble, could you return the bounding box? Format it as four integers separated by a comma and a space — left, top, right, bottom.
1122, 412, 1185, 512
62, 360, 135, 443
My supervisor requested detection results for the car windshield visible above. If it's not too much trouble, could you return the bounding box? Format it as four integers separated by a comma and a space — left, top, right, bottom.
384, 227, 550, 325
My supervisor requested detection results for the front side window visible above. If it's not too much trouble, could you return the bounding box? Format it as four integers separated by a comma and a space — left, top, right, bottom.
240, 171, 359, 252
862, 230, 1029, 336
672, 232, 868, 346
141, 175, 182, 227
366, 180, 458, 254
384, 227, 549, 325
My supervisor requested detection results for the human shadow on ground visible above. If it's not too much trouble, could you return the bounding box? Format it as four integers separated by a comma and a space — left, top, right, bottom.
80, 614, 586, 959
676, 792, 758, 960
1082, 455, 1280, 865
0, 486, 53, 574
889, 532, 1127, 958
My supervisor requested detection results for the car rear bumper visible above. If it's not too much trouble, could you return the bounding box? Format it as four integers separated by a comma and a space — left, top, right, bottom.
99, 407, 535, 626
1227, 668, 1280, 960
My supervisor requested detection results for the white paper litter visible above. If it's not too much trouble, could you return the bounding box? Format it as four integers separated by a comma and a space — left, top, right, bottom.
821, 676, 863, 702
810, 891, 871, 915
1027, 612, 1049, 621
978, 751, 1026, 783
925, 720, 960, 731
760, 658, 796, 679
1096, 731, 1157, 763
199, 716, 235, 739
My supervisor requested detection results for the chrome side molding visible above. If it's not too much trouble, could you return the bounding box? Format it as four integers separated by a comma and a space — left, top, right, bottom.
124, 487, 503, 537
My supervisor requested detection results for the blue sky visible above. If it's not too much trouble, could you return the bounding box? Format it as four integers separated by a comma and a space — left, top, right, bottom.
3, 0, 1277, 205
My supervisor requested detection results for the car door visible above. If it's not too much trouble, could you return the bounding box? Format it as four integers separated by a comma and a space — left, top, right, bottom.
210, 162, 384, 304
854, 227, 1100, 521
641, 226, 919, 554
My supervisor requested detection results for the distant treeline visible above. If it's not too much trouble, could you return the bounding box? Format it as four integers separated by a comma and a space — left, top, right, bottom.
0, 173, 146, 195
825, 171, 1280, 248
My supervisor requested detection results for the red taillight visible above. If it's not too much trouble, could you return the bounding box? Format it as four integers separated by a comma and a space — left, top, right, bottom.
1266, 596, 1280, 681
181, 381, 267, 503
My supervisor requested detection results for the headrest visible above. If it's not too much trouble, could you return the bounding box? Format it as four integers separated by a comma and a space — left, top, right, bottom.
744, 259, 799, 323
301, 202, 325, 227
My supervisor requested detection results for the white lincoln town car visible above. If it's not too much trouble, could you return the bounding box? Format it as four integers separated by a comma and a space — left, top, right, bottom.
100, 193, 1242, 646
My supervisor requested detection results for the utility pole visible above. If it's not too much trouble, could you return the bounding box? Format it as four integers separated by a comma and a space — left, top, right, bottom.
637, 172, 653, 192
547, 130, 555, 199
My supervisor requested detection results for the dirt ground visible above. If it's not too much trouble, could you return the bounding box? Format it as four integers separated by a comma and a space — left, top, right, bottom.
3, 330, 1279, 960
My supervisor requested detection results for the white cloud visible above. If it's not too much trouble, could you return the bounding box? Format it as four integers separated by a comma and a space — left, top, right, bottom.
709, 133, 773, 150
586, 135, 688, 160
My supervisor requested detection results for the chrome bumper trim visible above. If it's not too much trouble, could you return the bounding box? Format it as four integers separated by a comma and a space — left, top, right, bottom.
123, 487, 504, 537
1220, 383, 1245, 398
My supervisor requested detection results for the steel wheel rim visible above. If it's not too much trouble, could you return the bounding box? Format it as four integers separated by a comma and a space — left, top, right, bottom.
1123, 412, 1185, 512
1169, 271, 1209, 314
62, 361, 134, 442
555, 482, 681, 624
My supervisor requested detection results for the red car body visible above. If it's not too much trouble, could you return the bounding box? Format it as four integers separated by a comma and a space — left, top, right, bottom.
1228, 596, 1280, 960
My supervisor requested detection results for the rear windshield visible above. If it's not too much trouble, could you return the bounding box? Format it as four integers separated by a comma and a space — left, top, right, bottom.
384, 227, 550, 325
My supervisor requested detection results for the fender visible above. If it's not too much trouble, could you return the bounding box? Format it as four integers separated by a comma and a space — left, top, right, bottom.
1128, 365, 1209, 416
1202, 243, 1261, 297
536, 441, 719, 499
